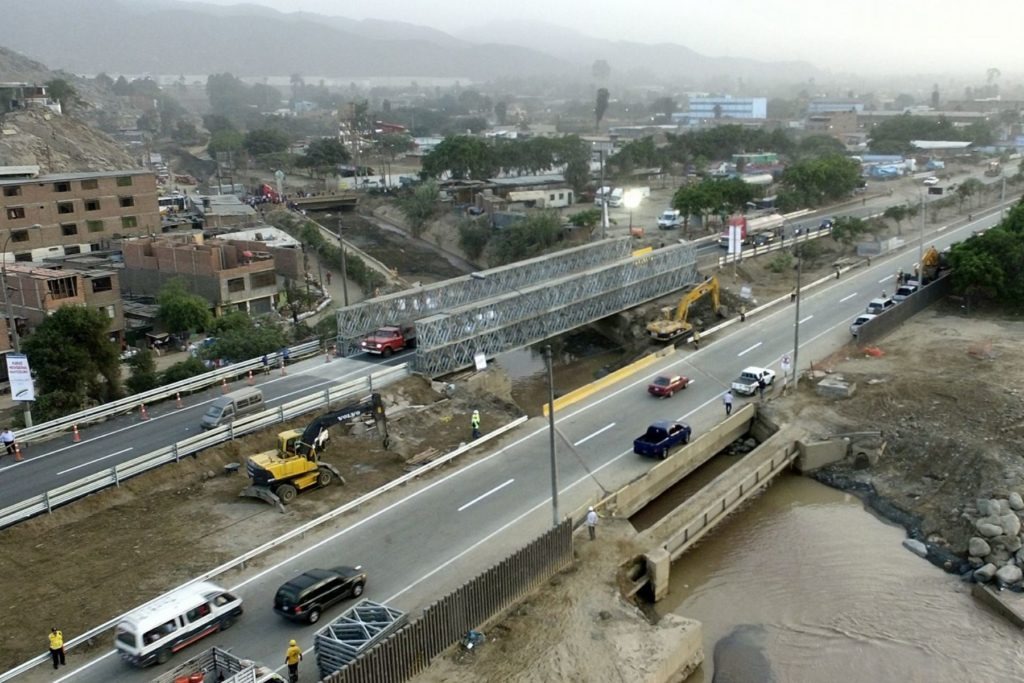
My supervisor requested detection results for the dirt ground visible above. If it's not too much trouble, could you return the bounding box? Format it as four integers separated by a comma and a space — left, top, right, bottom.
768, 304, 1024, 557
0, 376, 521, 669
415, 519, 702, 683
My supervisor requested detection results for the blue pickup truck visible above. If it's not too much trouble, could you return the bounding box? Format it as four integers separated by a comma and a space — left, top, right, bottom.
633, 421, 692, 459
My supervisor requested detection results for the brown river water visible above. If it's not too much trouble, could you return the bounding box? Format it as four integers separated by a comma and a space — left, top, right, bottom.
656, 476, 1024, 683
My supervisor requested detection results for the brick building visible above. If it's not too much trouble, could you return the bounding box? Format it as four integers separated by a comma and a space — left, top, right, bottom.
0, 168, 159, 261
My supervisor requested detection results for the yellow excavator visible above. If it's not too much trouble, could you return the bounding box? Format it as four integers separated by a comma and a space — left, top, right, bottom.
647, 276, 720, 341
240, 393, 388, 510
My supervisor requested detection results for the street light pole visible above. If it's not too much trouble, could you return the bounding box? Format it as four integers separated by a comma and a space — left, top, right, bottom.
544, 344, 560, 527
918, 187, 925, 282
337, 217, 349, 307
791, 248, 802, 392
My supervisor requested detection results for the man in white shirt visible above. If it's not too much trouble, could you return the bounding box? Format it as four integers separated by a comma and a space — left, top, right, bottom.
585, 506, 599, 540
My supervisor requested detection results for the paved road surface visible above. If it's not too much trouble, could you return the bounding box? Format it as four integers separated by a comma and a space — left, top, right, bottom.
34, 209, 1003, 683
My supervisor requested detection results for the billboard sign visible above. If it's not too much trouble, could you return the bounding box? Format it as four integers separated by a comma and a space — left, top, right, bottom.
5, 353, 35, 402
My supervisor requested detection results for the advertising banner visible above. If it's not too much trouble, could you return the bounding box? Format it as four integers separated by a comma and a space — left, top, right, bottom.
5, 353, 35, 402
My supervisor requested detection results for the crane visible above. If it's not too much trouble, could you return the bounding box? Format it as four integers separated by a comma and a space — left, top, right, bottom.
647, 276, 720, 341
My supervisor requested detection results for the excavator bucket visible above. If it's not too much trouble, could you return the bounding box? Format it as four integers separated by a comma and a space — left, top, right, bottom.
238, 485, 286, 513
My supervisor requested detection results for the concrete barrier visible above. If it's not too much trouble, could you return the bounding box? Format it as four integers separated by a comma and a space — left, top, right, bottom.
541, 348, 672, 417
601, 404, 756, 518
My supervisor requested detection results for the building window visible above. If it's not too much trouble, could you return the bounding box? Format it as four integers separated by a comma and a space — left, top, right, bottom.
61, 223, 78, 236
81, 179, 98, 190
10, 230, 29, 242
250, 270, 276, 288
121, 216, 138, 229
87, 220, 104, 232
116, 176, 133, 187
105, 305, 116, 319
57, 201, 75, 214
13, 253, 31, 263
54, 181, 71, 192
89, 243, 101, 252
85, 199, 101, 211
227, 277, 245, 293
3, 186, 21, 197
64, 245, 81, 255
6, 207, 25, 220
91, 276, 113, 293
118, 196, 135, 208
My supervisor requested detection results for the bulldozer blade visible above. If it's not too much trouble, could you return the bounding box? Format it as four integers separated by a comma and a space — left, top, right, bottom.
239, 485, 286, 513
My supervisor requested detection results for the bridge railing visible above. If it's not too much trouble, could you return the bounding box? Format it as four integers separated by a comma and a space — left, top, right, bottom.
0, 364, 411, 529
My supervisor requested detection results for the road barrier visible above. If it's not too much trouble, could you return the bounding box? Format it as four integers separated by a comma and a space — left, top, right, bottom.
0, 410, 529, 683
541, 349, 668, 416
15, 340, 323, 446
0, 364, 412, 530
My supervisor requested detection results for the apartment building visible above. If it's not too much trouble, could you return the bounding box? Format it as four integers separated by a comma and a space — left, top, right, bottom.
120, 235, 279, 316
0, 168, 160, 261
672, 97, 768, 125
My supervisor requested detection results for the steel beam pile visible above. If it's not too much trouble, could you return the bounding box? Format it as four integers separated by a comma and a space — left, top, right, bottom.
414, 243, 699, 376
335, 238, 632, 354
314, 600, 407, 678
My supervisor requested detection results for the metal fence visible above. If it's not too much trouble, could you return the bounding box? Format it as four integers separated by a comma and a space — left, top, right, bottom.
0, 364, 411, 529
15, 340, 322, 446
323, 519, 574, 683
855, 273, 952, 347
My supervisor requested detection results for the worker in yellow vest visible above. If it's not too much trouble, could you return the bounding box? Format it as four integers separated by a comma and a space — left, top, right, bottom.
48, 628, 66, 669
285, 639, 302, 682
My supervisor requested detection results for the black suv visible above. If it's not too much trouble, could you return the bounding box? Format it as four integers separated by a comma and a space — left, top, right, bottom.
273, 566, 367, 624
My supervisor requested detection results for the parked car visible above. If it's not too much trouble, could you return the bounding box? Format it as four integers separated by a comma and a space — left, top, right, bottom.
850, 313, 877, 337
893, 283, 919, 302
818, 218, 834, 231
273, 566, 367, 624
923, 176, 940, 186
866, 296, 896, 315
633, 421, 692, 459
648, 374, 690, 398
751, 232, 775, 247
119, 347, 140, 361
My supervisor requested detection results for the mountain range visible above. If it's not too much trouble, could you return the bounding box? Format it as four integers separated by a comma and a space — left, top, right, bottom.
1, 0, 820, 83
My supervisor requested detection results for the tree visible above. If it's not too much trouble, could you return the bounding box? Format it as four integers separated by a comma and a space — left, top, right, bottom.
422, 136, 494, 180
649, 97, 678, 120
494, 101, 508, 126
955, 178, 984, 212
243, 128, 290, 157
207, 129, 244, 158
161, 357, 207, 385
45, 78, 83, 111
778, 154, 861, 209
23, 307, 121, 418
595, 88, 610, 131
158, 278, 213, 339
299, 137, 350, 177
457, 219, 491, 261
203, 313, 288, 362
398, 180, 440, 237
883, 205, 909, 235
829, 216, 869, 246
172, 120, 200, 145
492, 212, 563, 265
125, 349, 159, 394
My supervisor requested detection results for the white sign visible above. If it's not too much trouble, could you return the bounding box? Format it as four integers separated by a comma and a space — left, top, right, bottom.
6, 353, 35, 401
473, 352, 488, 371
728, 225, 743, 256
740, 285, 753, 300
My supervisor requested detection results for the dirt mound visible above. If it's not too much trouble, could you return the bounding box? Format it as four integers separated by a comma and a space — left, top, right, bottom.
0, 108, 136, 173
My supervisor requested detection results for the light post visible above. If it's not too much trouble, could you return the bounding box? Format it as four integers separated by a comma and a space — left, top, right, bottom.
1, 227, 39, 427
918, 187, 925, 283
623, 190, 642, 234
325, 214, 349, 307
791, 244, 803, 392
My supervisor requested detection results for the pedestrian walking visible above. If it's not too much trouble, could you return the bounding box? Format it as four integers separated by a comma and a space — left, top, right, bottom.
835, 266, 841, 280
261, 354, 269, 374
471, 409, 481, 439
790, 289, 796, 303
585, 506, 599, 540
326, 271, 332, 286
692, 330, 701, 350
723, 391, 734, 416
739, 305, 746, 322
757, 376, 767, 400
285, 639, 302, 682
1, 428, 15, 457
48, 628, 65, 669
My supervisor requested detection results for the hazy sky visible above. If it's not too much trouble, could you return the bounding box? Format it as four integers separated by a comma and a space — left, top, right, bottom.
180, 0, 1020, 74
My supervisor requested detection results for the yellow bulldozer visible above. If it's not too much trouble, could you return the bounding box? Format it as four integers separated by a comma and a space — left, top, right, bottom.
240, 393, 388, 510
647, 276, 721, 341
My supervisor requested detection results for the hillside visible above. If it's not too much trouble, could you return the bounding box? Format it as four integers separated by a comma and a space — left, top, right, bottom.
0, 108, 137, 174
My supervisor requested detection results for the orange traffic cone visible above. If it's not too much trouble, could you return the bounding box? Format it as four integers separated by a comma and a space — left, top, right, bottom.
14, 443, 23, 461
140, 403, 150, 421
72, 424, 81, 443
221, 378, 228, 394
176, 392, 183, 409
247, 370, 254, 385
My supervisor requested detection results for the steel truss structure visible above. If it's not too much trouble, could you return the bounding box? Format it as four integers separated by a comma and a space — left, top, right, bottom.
414, 243, 699, 376
335, 238, 632, 354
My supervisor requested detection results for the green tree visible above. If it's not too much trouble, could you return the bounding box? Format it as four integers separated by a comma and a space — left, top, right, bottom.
45, 78, 83, 111
398, 180, 440, 237
158, 278, 213, 339
23, 307, 121, 418
595, 88, 610, 131
125, 349, 159, 394
173, 120, 201, 145
492, 212, 563, 264
208, 129, 244, 157
203, 313, 288, 362
299, 137, 350, 177
956, 178, 985, 211
243, 128, 290, 157
778, 154, 861, 209
161, 357, 208, 384
883, 205, 909, 235
830, 216, 869, 246
457, 219, 491, 261
422, 136, 494, 179
567, 208, 602, 228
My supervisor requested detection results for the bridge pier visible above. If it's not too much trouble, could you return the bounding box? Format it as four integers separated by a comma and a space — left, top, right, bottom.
645, 547, 672, 602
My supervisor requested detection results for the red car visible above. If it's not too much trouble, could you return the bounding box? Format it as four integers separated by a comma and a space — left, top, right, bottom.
648, 374, 690, 397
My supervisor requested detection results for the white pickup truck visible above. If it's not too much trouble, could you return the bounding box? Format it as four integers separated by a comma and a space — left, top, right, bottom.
731, 366, 776, 396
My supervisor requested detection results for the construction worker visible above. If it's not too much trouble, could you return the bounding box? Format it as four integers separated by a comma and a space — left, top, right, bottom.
692, 330, 701, 349
0, 427, 14, 457
790, 288, 796, 303
285, 639, 302, 682
48, 628, 65, 669
471, 410, 481, 439
739, 305, 746, 322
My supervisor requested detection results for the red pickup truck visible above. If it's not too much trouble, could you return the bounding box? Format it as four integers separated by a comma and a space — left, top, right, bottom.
359, 325, 415, 357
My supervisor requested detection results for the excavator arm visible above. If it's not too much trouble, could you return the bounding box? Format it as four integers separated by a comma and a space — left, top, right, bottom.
294, 392, 389, 459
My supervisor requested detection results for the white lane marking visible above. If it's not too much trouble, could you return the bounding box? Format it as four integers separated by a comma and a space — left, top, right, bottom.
839, 292, 857, 302
574, 423, 616, 447
878, 275, 892, 283
738, 342, 762, 356
457, 479, 515, 512
56, 448, 133, 475
799, 315, 814, 324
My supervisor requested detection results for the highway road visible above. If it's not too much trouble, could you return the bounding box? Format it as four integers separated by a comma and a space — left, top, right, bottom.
0, 350, 412, 507
35, 207, 1006, 683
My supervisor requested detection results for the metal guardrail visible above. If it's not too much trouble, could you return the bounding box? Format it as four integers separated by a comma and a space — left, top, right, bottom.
15, 340, 323, 445
0, 364, 411, 530
0, 412, 528, 683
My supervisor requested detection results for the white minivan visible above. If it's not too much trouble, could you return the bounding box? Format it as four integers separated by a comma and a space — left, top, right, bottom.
114, 582, 243, 667
200, 387, 264, 429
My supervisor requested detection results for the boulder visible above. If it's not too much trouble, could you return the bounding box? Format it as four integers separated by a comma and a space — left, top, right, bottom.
969, 537, 992, 558
1009, 493, 1024, 511
1000, 513, 1022, 537
974, 563, 998, 582
977, 522, 1004, 538
968, 556, 985, 568
1015, 548, 1024, 565
996, 564, 1023, 586
997, 499, 1012, 515
902, 539, 928, 558
1002, 535, 1023, 553
976, 499, 994, 516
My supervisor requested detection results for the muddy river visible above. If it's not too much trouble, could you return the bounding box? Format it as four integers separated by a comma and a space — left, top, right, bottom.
658, 476, 1024, 683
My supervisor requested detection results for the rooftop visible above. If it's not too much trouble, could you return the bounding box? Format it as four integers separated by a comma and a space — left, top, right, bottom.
0, 168, 152, 187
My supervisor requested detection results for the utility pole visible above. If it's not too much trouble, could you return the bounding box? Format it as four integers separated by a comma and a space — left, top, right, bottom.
918, 187, 925, 281
338, 217, 349, 307
599, 151, 608, 240
791, 250, 802, 392
544, 345, 560, 527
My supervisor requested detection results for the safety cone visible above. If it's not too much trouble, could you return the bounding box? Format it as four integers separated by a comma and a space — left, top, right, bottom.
176, 392, 183, 409
140, 403, 150, 421
280, 361, 287, 376
72, 424, 81, 443
247, 370, 254, 385
14, 443, 23, 461
221, 377, 229, 394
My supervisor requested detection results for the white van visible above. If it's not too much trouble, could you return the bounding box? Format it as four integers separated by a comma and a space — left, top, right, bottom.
114, 582, 243, 667
200, 387, 264, 429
